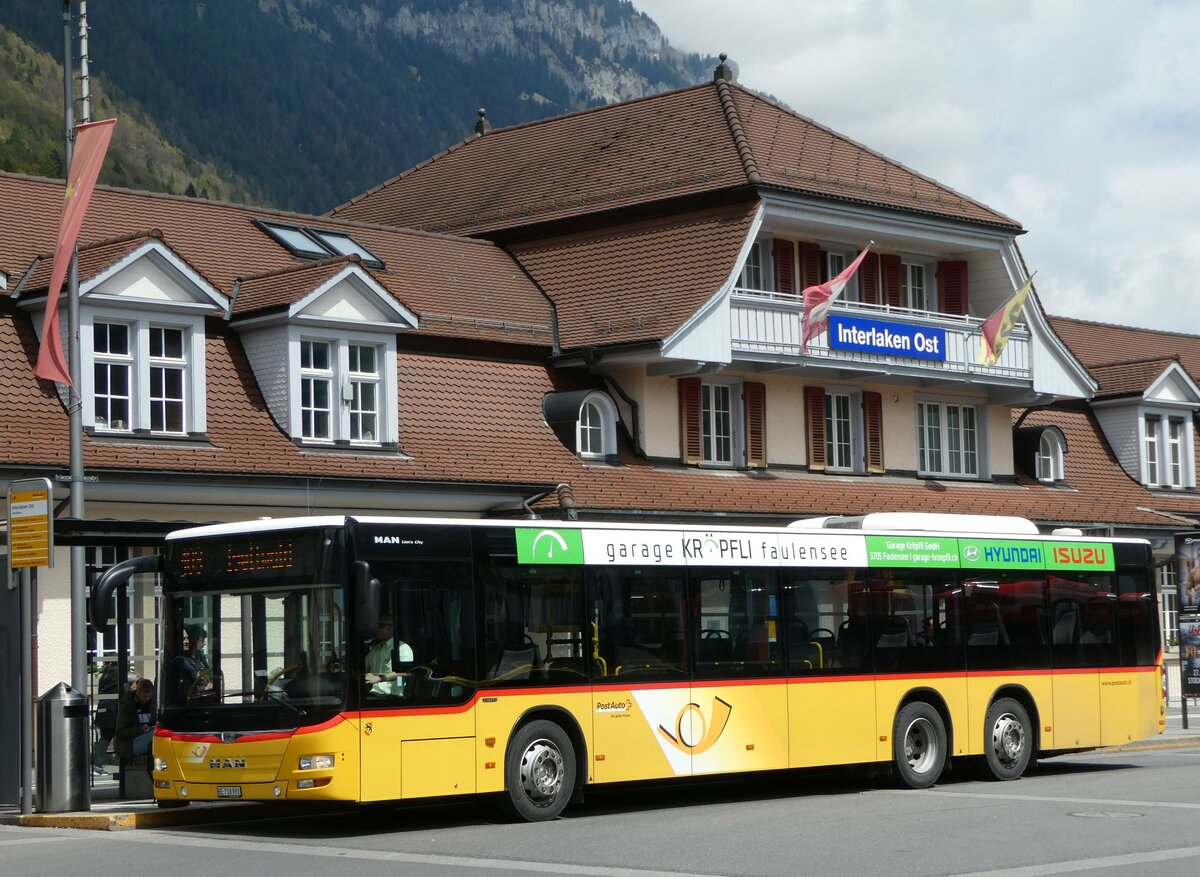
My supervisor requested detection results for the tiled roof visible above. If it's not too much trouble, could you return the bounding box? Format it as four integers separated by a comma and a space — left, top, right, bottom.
0, 173, 551, 346
1050, 315, 1200, 382
231, 255, 360, 317
332, 80, 1019, 235
1089, 357, 1181, 399
510, 203, 759, 348
21, 230, 167, 293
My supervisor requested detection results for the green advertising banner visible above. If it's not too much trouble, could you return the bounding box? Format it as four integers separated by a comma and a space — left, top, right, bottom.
515, 527, 585, 565
957, 539, 1046, 570
866, 536, 958, 568
1045, 541, 1115, 571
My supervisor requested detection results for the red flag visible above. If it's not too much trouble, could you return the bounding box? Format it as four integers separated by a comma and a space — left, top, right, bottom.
35, 118, 117, 385
800, 243, 872, 352
977, 274, 1034, 366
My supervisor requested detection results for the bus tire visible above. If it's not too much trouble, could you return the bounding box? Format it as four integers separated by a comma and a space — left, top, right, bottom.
983, 697, 1032, 781
893, 701, 946, 789
503, 720, 576, 822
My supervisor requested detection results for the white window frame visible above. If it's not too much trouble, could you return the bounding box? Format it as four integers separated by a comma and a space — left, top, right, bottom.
740, 240, 765, 291
821, 246, 858, 302
576, 392, 619, 460
347, 343, 380, 444
917, 397, 984, 478
1142, 409, 1193, 489
898, 256, 936, 311
148, 325, 187, 434
1036, 431, 1064, 483
288, 327, 398, 447
696, 379, 747, 468
300, 338, 334, 441
93, 320, 133, 432
82, 311, 206, 436
824, 388, 865, 473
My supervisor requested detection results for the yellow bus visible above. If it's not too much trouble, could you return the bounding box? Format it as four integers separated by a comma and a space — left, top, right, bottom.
91, 512, 1165, 820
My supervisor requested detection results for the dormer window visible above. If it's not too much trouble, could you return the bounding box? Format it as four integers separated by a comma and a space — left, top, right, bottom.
1143, 411, 1192, 489
294, 334, 390, 446
577, 392, 618, 459
1036, 431, 1064, 483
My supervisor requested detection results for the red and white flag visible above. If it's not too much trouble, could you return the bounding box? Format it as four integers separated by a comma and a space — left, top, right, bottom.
800, 243, 872, 352
35, 117, 117, 385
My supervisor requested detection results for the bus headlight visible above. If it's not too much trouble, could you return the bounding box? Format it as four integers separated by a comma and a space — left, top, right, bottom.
154, 758, 169, 773
298, 753, 335, 770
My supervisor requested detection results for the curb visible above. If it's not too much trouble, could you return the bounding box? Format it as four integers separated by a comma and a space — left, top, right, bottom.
0, 801, 277, 832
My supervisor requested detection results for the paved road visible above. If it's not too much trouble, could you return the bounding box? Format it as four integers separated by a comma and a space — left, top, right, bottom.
5, 743, 1200, 877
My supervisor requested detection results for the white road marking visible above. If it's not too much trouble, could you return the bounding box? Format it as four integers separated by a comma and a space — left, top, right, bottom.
116, 830, 727, 877
945, 844, 1200, 876
881, 788, 1200, 810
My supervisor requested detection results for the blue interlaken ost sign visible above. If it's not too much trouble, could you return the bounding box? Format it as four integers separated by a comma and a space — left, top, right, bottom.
828, 314, 948, 361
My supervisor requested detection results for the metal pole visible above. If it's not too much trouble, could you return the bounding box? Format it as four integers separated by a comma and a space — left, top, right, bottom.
20, 567, 33, 816
62, 1, 88, 697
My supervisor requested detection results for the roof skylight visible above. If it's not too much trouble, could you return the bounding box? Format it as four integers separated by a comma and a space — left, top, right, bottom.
254, 219, 384, 268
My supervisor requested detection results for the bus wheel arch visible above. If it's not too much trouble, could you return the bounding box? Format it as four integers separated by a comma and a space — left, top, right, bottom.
891, 692, 949, 789
983, 688, 1037, 781
502, 708, 585, 821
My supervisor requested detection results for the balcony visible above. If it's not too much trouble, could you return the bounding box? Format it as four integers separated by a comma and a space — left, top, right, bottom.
730, 288, 1031, 386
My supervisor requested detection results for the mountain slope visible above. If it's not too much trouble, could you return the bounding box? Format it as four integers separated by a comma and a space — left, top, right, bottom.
1, 1, 710, 214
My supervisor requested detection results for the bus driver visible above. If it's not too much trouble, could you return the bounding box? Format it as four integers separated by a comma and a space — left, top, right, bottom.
364, 614, 413, 697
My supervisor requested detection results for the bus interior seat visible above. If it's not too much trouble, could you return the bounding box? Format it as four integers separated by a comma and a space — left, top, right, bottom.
876, 618, 911, 648
967, 603, 1010, 647
489, 641, 540, 681
1052, 601, 1081, 645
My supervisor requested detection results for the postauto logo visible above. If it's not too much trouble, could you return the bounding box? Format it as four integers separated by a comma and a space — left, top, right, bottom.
516, 528, 585, 565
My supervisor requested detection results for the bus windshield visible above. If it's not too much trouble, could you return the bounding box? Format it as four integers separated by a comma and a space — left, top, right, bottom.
159, 526, 348, 731
161, 582, 347, 727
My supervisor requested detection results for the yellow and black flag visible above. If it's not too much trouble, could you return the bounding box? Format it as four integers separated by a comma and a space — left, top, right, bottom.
978, 274, 1034, 366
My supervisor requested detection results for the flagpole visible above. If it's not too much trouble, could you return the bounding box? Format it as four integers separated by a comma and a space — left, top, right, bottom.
62, 0, 88, 697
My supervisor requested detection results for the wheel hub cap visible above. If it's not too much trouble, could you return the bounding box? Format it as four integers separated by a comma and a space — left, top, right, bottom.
520, 739, 563, 804
992, 714, 1025, 765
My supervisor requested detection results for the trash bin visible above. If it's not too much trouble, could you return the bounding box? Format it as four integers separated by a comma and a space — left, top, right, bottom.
35, 682, 90, 813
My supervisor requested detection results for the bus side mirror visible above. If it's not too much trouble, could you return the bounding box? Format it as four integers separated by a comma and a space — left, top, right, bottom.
90, 555, 163, 630
354, 561, 381, 639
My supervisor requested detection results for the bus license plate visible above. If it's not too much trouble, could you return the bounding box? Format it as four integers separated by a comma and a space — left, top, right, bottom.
216, 786, 242, 799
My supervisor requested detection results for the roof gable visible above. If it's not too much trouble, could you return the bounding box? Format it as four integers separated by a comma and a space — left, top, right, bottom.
332, 78, 1020, 236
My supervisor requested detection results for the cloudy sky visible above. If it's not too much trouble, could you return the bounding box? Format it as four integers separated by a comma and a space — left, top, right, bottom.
632, 0, 1200, 334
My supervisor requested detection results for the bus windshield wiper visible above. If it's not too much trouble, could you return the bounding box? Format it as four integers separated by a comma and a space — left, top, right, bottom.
217, 689, 307, 717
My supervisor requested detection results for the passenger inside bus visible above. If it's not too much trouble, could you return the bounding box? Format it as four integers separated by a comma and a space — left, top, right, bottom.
364, 614, 413, 696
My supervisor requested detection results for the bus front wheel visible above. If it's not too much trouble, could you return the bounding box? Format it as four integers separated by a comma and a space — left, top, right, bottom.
503, 720, 576, 822
983, 697, 1032, 781
892, 702, 946, 789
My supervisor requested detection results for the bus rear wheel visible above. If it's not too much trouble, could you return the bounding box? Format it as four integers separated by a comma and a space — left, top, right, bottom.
983, 697, 1032, 781
893, 702, 946, 789
503, 720, 575, 822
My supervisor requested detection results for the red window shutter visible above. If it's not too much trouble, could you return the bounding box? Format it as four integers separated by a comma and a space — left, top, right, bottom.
804, 386, 827, 471
773, 239, 796, 294
678, 377, 702, 465
744, 381, 767, 469
881, 254, 902, 308
863, 391, 885, 473
938, 260, 969, 315
798, 242, 821, 291
859, 253, 880, 304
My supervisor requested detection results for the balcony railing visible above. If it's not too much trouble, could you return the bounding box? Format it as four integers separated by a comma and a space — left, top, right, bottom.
730, 288, 1031, 384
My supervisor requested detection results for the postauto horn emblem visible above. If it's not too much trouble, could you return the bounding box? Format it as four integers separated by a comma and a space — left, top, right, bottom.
657, 696, 732, 755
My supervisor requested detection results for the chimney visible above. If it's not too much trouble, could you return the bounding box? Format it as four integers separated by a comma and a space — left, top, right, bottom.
713, 52, 733, 82
474, 107, 492, 137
